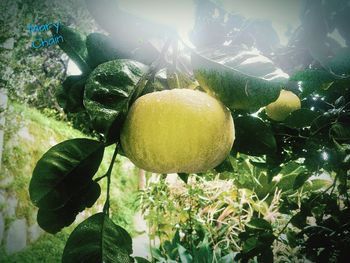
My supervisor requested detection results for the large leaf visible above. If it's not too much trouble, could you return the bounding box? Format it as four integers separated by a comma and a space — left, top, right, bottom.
56, 75, 87, 113
284, 108, 321, 129
330, 122, 350, 141
62, 213, 133, 263
233, 116, 277, 156
86, 33, 130, 69
218, 253, 236, 263
134, 257, 151, 263
290, 69, 335, 96
293, 171, 311, 190
52, 25, 90, 73
310, 113, 334, 135
85, 0, 166, 64
327, 48, 350, 76
245, 218, 272, 232
37, 181, 100, 234
191, 50, 286, 111
84, 59, 148, 141
29, 139, 104, 210
177, 244, 192, 263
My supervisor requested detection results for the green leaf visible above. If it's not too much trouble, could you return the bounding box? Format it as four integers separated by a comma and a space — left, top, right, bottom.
310, 113, 334, 135
191, 52, 283, 111
37, 181, 100, 234
178, 173, 189, 184
134, 257, 151, 263
246, 218, 272, 232
29, 139, 104, 210
275, 161, 308, 191
234, 116, 277, 156
218, 253, 236, 263
284, 108, 321, 128
62, 213, 133, 263
194, 237, 212, 263
242, 237, 259, 253
293, 171, 311, 190
56, 75, 87, 113
328, 47, 350, 76
303, 178, 332, 192
177, 244, 192, 263
330, 122, 350, 141
291, 212, 307, 229
257, 248, 273, 263
290, 69, 335, 96
86, 33, 129, 69
52, 25, 90, 73
84, 59, 148, 141
163, 240, 177, 259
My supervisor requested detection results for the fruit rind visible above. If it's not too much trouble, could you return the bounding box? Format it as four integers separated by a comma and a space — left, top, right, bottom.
265, 90, 301, 121
120, 89, 235, 173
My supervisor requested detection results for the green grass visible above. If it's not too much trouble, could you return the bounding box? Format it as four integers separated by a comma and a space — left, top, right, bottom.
0, 102, 139, 261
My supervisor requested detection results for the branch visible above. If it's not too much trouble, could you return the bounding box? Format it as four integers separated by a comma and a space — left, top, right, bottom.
103, 143, 119, 215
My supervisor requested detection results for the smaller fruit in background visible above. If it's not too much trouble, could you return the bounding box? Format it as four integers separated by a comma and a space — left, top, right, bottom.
265, 90, 301, 121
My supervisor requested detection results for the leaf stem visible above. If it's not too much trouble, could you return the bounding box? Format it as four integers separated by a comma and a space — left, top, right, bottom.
94, 174, 107, 182
276, 215, 294, 238
103, 143, 119, 216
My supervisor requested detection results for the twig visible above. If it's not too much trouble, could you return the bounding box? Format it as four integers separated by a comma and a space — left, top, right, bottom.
103, 143, 119, 216
276, 215, 294, 238
94, 173, 107, 182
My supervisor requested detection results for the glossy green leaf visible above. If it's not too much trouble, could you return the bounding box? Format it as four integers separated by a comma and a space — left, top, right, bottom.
246, 218, 272, 232
86, 33, 129, 68
84, 59, 148, 141
242, 237, 260, 253
284, 108, 321, 128
134, 257, 151, 263
330, 122, 350, 141
328, 48, 350, 76
56, 75, 87, 113
290, 69, 334, 96
177, 244, 192, 263
293, 171, 311, 190
29, 138, 104, 210
310, 114, 334, 135
62, 213, 132, 263
52, 25, 90, 73
218, 253, 236, 263
178, 173, 189, 184
194, 237, 212, 263
191, 52, 283, 111
37, 181, 100, 234
234, 116, 277, 156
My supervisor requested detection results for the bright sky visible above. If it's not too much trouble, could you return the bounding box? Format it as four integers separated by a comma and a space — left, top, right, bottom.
118, 0, 302, 45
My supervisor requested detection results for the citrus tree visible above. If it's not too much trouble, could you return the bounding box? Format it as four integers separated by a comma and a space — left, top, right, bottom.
28, 0, 350, 262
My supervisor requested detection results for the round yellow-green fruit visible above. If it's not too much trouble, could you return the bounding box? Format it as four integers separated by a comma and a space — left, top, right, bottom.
120, 89, 235, 173
265, 90, 301, 121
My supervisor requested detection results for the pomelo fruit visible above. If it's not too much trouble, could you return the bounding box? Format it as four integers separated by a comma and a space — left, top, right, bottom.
120, 89, 235, 173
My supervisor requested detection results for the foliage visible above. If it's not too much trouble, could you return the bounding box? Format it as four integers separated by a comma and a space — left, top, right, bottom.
0, 231, 69, 263
23, 0, 350, 262
0, 0, 99, 135
0, 102, 139, 244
